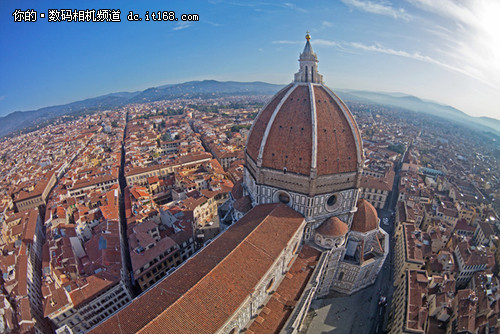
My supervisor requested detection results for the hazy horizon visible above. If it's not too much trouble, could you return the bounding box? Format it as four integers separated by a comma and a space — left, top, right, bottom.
1, 0, 499, 120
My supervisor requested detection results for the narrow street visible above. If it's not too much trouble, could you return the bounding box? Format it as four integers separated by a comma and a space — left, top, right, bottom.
374, 160, 401, 333
117, 112, 137, 295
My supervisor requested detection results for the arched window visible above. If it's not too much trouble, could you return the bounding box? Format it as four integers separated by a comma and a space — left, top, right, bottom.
305, 66, 308, 81
338, 272, 344, 281
266, 277, 275, 293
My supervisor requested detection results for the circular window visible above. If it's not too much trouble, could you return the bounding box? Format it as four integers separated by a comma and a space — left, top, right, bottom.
327, 195, 337, 206
325, 193, 341, 212
278, 193, 290, 204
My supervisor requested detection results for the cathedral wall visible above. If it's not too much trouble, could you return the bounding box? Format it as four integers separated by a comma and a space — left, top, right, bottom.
331, 261, 362, 294
316, 248, 343, 297
218, 219, 305, 334
242, 170, 360, 240
257, 167, 359, 196
251, 181, 358, 224
330, 229, 388, 295
245, 154, 360, 197
315, 170, 361, 194
243, 167, 257, 204
283, 251, 329, 333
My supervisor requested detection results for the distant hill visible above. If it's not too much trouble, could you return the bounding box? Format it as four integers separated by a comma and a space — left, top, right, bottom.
0, 80, 283, 138
129, 80, 283, 103
336, 89, 500, 135
0, 92, 140, 138
1, 81, 498, 137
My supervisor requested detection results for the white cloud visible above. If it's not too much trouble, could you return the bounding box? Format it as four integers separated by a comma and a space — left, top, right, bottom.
407, 0, 500, 90
350, 42, 500, 90
205, 20, 221, 27
407, 0, 476, 25
314, 39, 338, 47
272, 40, 302, 45
173, 22, 191, 31
322, 21, 334, 27
340, 0, 412, 20
272, 39, 338, 47
283, 2, 307, 13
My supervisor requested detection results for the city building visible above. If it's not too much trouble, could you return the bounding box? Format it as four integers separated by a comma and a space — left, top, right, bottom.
453, 240, 492, 288
389, 269, 429, 334
394, 223, 427, 286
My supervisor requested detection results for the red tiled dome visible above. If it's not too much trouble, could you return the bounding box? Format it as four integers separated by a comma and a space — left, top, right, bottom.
234, 195, 252, 213
246, 83, 362, 177
317, 217, 348, 237
351, 199, 378, 233
231, 179, 244, 200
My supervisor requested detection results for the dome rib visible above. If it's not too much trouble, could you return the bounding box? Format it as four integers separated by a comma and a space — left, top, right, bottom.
246, 83, 293, 162
309, 83, 318, 172
321, 86, 363, 168
260, 85, 313, 175
257, 84, 298, 164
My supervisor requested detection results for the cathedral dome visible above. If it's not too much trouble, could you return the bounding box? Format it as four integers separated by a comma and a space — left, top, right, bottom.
245, 34, 363, 197
351, 199, 379, 233
246, 83, 362, 176
317, 216, 348, 237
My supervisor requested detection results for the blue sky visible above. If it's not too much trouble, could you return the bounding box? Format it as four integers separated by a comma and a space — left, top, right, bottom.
1, 0, 499, 120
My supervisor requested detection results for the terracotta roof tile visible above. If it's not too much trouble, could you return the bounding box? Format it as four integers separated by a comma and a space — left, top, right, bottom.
247, 85, 292, 161
231, 179, 243, 200
246, 84, 361, 177
314, 86, 359, 174
248, 245, 320, 334
91, 203, 305, 334
261, 85, 313, 175
351, 199, 378, 233
317, 216, 348, 237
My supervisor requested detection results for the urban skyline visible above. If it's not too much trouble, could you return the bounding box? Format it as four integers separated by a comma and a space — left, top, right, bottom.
1, 0, 499, 120
0, 32, 499, 333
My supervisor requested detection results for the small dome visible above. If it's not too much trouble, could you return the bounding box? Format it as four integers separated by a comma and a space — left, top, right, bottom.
317, 217, 348, 237
234, 195, 252, 213
351, 199, 378, 233
231, 179, 244, 200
